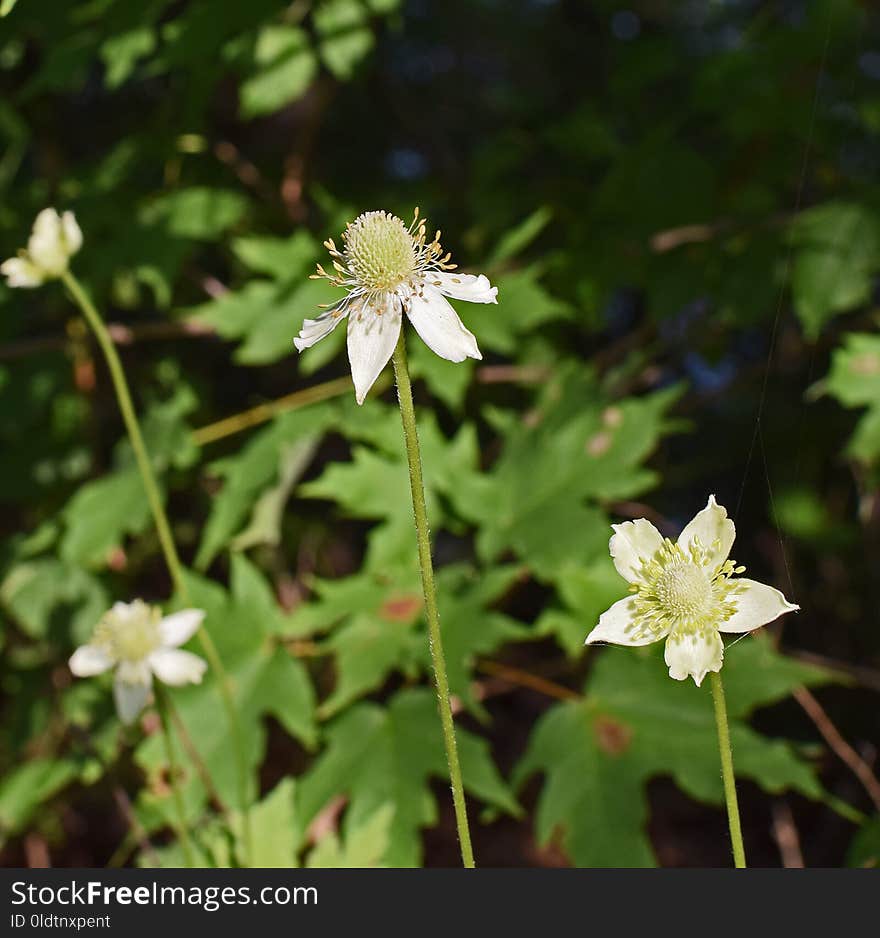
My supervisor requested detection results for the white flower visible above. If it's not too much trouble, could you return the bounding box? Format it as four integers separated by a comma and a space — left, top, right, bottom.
585, 496, 799, 686
294, 209, 497, 404
69, 600, 207, 724
1, 208, 83, 288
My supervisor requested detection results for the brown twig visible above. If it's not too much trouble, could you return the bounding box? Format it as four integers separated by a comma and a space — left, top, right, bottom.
793, 685, 880, 813
771, 798, 805, 868
476, 659, 581, 703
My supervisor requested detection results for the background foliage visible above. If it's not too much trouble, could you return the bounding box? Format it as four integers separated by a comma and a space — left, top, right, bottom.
1, 0, 878, 867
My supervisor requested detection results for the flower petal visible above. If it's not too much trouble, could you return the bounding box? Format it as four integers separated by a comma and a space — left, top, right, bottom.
159, 609, 205, 648
677, 495, 735, 573
294, 302, 349, 351
69, 644, 114, 677
405, 285, 482, 363
719, 578, 799, 633
609, 519, 664, 584
347, 294, 401, 405
664, 627, 724, 686
61, 211, 83, 256
27, 208, 68, 276
114, 676, 151, 725
149, 648, 208, 686
1, 256, 45, 288
425, 271, 498, 304
585, 595, 667, 646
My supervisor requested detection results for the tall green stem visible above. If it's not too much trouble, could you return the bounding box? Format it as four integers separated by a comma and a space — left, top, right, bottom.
710, 671, 747, 868
61, 270, 252, 866
154, 684, 196, 867
391, 329, 475, 869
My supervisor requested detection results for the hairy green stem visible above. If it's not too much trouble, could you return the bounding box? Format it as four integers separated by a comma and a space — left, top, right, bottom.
391, 329, 475, 869
61, 270, 252, 866
154, 684, 195, 866
710, 670, 747, 868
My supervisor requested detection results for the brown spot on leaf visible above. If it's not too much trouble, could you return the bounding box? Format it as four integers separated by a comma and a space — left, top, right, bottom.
593, 714, 633, 755
586, 430, 613, 457
379, 593, 423, 624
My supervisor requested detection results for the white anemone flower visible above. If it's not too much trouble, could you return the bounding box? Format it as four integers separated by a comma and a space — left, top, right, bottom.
1, 207, 83, 288
585, 496, 799, 686
69, 601, 207, 724
294, 209, 497, 404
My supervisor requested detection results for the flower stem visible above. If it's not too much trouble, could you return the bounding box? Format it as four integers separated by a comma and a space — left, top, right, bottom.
154, 684, 196, 867
390, 329, 475, 869
61, 270, 253, 867
710, 670, 747, 868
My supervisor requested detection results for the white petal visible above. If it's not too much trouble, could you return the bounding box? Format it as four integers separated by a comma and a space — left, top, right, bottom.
114, 676, 151, 725
405, 285, 481, 363
424, 271, 498, 304
116, 659, 152, 685
27, 208, 68, 276
677, 495, 735, 573
69, 644, 114, 677
294, 302, 349, 351
1, 256, 45, 288
61, 211, 83, 256
664, 627, 724, 686
609, 519, 665, 584
719, 578, 799, 634
148, 648, 208, 686
159, 609, 205, 648
347, 293, 401, 405
585, 595, 667, 647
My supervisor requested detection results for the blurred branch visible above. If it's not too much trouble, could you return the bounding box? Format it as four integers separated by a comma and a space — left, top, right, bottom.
793, 685, 880, 813
0, 318, 214, 362
771, 799, 804, 868
191, 375, 367, 446
476, 659, 581, 703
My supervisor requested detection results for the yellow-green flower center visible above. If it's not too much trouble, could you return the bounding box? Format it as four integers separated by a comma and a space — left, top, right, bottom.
655, 562, 712, 619
629, 539, 742, 640
93, 601, 162, 663
343, 211, 416, 291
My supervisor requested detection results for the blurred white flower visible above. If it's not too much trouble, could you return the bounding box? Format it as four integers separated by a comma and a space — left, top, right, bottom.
585, 496, 799, 686
1, 208, 82, 288
294, 209, 497, 404
69, 600, 207, 724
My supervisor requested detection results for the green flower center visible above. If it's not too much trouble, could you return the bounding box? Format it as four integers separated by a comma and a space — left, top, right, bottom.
629, 539, 742, 640
93, 600, 162, 663
656, 562, 712, 619
343, 211, 416, 291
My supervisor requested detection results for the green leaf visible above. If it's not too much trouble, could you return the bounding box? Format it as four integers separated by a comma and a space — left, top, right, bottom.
246, 778, 299, 867
0, 759, 79, 843
141, 187, 248, 240
314, 0, 374, 79
240, 26, 318, 118
232, 230, 318, 280
488, 207, 554, 265
453, 372, 679, 584
514, 638, 834, 866
789, 202, 880, 338
297, 688, 519, 866
476, 267, 571, 355
848, 814, 880, 868
101, 28, 156, 89
306, 803, 394, 868
1, 558, 108, 644
196, 406, 333, 569
0, 0, 19, 16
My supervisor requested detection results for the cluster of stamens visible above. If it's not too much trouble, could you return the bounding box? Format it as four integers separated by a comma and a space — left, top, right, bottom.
91, 600, 162, 664
627, 538, 745, 641
310, 209, 458, 319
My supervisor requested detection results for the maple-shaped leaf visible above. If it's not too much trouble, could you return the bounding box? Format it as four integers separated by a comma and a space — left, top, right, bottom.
297, 688, 520, 866
514, 637, 834, 866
